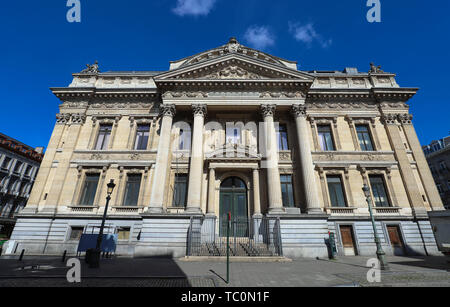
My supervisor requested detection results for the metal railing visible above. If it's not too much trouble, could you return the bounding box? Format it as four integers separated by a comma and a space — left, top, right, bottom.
187, 216, 283, 257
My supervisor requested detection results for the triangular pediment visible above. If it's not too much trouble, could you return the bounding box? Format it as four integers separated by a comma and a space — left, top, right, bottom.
154, 53, 314, 82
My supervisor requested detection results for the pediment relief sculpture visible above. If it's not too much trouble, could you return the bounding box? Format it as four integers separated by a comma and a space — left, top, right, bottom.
204, 65, 261, 80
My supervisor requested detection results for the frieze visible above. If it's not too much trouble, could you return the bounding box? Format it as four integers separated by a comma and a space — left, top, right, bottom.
259, 91, 305, 99
90, 102, 154, 109
307, 102, 378, 110
162, 91, 208, 99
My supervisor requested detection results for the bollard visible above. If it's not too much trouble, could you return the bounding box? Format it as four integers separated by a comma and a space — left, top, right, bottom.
62, 250, 67, 263
18, 249, 25, 261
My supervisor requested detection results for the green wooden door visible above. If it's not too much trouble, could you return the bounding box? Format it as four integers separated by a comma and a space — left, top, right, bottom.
219, 177, 248, 237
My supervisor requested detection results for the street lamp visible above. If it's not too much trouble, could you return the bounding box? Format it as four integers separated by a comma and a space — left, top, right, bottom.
363, 184, 389, 270
90, 179, 116, 268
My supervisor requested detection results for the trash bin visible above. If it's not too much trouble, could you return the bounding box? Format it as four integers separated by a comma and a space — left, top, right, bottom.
88, 249, 101, 268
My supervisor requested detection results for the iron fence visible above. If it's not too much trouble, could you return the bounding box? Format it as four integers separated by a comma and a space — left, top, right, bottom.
187, 216, 283, 257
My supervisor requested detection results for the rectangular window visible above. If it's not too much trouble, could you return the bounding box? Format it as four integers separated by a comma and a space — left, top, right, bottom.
95, 124, 112, 150
179, 128, 192, 150
13, 161, 22, 173
356, 125, 374, 151
134, 124, 150, 150
172, 174, 188, 207
79, 174, 100, 206
69, 227, 84, 240
123, 174, 142, 206
1, 157, 11, 169
439, 161, 448, 172
25, 165, 33, 176
276, 124, 289, 150
327, 175, 347, 207
317, 125, 335, 151
226, 126, 241, 144
280, 175, 295, 207
117, 227, 131, 240
369, 175, 390, 207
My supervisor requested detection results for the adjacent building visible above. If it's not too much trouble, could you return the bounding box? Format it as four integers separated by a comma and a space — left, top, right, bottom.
423, 136, 450, 209
3, 38, 446, 258
0, 133, 43, 239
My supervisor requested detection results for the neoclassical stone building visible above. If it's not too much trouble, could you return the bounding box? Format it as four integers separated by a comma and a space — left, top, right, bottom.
4, 38, 445, 258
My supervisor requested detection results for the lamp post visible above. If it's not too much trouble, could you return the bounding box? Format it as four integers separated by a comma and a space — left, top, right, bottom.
90, 179, 115, 268
363, 184, 389, 271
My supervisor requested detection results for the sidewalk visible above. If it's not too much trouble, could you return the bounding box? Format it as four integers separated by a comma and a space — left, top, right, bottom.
0, 255, 448, 287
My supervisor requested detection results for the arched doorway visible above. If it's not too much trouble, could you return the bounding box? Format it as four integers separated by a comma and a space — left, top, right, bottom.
219, 176, 248, 237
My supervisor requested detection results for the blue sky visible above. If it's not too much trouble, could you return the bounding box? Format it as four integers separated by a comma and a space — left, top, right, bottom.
0, 0, 448, 149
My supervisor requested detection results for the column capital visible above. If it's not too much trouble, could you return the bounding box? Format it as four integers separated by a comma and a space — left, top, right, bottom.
160, 104, 176, 118
291, 104, 307, 118
398, 113, 413, 125
192, 104, 207, 117
260, 104, 276, 118
380, 113, 398, 125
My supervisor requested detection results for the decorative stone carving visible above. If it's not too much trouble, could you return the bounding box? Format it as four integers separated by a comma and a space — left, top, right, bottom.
129, 153, 140, 160
260, 91, 304, 99
71, 113, 86, 124
205, 66, 260, 80
398, 113, 413, 125
260, 104, 276, 117
56, 113, 71, 124
291, 104, 307, 118
162, 91, 208, 99
380, 102, 409, 109
91, 153, 105, 160
159, 104, 176, 118
308, 102, 377, 110
224, 37, 242, 53
381, 113, 398, 125
192, 104, 207, 117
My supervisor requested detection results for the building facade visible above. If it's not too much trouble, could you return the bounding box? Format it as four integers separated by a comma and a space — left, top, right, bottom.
0, 133, 43, 239
4, 38, 446, 258
423, 136, 450, 209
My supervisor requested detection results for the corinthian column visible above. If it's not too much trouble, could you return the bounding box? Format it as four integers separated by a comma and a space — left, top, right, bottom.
261, 104, 283, 213
148, 104, 176, 213
398, 114, 444, 210
381, 113, 427, 217
186, 104, 207, 213
291, 104, 322, 214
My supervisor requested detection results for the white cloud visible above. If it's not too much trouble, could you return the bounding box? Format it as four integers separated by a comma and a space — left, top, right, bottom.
243, 26, 275, 50
172, 0, 217, 17
289, 22, 332, 48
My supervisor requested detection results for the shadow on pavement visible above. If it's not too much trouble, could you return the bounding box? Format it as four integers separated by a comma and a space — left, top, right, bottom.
0, 254, 217, 287
388, 256, 450, 272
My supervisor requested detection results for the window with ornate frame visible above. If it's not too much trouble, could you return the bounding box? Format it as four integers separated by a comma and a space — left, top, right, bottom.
326, 175, 347, 207
79, 173, 100, 206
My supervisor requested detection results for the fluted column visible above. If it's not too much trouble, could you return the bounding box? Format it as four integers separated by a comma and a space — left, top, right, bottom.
186, 104, 207, 213
381, 113, 427, 217
148, 104, 176, 213
252, 168, 262, 216
291, 104, 322, 214
207, 167, 216, 215
398, 114, 445, 210
260, 104, 283, 213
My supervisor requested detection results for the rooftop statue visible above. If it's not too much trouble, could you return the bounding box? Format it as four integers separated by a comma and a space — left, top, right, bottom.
80, 60, 100, 74
369, 62, 384, 73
